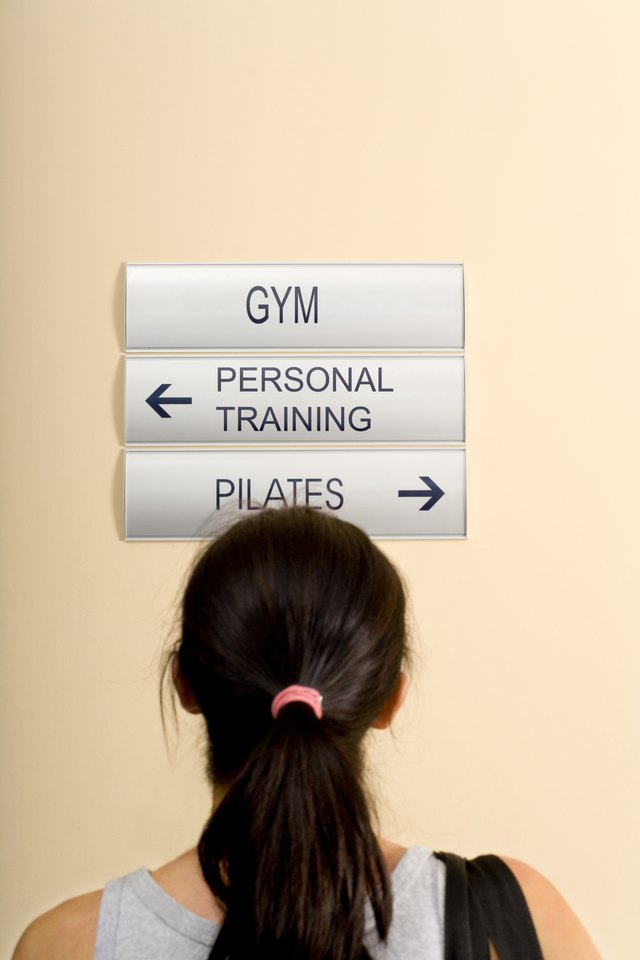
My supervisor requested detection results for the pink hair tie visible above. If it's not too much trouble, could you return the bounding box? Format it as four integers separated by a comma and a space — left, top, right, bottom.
271, 685, 323, 720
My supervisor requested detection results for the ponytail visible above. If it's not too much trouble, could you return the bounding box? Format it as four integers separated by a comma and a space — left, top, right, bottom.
201, 704, 390, 959
175, 507, 407, 959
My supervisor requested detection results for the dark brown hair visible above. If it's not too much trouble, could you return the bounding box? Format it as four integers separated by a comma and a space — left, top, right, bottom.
174, 506, 408, 959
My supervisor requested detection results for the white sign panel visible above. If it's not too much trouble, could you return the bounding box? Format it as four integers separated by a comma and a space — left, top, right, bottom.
125, 449, 466, 540
125, 355, 465, 444
125, 263, 464, 351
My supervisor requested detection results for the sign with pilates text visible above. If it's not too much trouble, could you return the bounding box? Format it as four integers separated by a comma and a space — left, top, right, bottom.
125, 262, 464, 350
125, 355, 465, 444
124, 448, 466, 540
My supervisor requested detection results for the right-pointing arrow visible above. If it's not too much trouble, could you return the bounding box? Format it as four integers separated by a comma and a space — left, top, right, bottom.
397, 476, 445, 511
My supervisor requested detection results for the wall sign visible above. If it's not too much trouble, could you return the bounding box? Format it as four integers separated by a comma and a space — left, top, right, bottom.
125, 449, 466, 540
122, 262, 466, 540
125, 355, 465, 444
125, 262, 464, 350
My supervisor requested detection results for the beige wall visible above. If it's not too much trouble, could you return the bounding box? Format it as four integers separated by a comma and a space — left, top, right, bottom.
2, 1, 638, 956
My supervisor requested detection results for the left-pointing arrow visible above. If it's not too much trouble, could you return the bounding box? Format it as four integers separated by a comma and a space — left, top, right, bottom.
145, 384, 193, 419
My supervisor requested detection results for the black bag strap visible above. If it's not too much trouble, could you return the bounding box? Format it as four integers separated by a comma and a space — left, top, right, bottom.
434, 852, 544, 960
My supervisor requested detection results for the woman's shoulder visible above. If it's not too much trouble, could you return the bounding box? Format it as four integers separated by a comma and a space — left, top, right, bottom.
496, 856, 602, 960
11, 889, 102, 960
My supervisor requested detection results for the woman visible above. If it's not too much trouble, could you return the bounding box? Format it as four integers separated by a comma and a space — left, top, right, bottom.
13, 507, 601, 959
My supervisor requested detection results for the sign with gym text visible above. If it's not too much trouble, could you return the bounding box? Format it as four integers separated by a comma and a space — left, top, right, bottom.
125, 262, 464, 350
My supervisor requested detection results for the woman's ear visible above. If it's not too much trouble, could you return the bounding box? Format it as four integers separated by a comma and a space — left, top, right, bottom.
371, 671, 409, 729
172, 657, 202, 715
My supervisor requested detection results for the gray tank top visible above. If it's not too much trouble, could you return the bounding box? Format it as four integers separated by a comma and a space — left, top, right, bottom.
94, 846, 445, 959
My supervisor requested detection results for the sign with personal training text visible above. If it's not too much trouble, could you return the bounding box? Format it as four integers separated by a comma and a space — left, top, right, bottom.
124, 448, 466, 540
125, 262, 464, 350
125, 355, 465, 444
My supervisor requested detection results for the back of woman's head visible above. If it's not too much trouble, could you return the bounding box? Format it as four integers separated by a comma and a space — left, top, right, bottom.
174, 506, 408, 960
